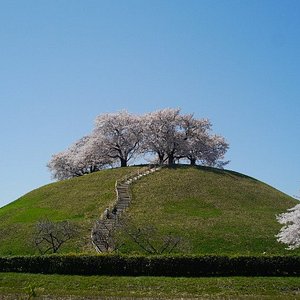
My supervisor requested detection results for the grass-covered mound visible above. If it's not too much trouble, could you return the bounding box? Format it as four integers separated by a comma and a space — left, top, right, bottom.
0, 165, 298, 256
124, 166, 299, 256
0, 167, 139, 256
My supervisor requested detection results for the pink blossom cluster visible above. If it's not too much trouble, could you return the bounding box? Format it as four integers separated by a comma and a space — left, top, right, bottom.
48, 108, 229, 180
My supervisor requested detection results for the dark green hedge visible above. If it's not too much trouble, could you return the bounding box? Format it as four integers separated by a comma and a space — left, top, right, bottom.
0, 255, 300, 276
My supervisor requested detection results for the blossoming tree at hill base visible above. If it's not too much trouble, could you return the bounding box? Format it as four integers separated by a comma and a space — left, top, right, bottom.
48, 108, 229, 180
276, 204, 300, 250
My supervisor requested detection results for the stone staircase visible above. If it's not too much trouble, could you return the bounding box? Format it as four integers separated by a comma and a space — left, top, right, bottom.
91, 165, 161, 253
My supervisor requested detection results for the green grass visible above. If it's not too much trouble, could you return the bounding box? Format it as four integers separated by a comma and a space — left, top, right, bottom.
0, 165, 298, 256
1, 273, 300, 299
124, 165, 299, 255
0, 167, 139, 255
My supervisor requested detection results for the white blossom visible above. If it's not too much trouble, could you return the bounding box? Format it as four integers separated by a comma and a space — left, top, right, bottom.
93, 111, 143, 167
48, 108, 229, 180
47, 135, 114, 180
276, 204, 300, 250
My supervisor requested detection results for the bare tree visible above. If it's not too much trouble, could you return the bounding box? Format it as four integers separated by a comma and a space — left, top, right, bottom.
123, 223, 181, 254
33, 219, 78, 254
91, 218, 124, 253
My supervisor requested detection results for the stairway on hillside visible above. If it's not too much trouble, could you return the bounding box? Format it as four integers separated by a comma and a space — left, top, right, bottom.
91, 166, 161, 253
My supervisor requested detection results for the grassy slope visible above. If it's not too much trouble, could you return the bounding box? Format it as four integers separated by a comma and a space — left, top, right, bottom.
0, 165, 298, 256
0, 167, 139, 255
125, 166, 299, 255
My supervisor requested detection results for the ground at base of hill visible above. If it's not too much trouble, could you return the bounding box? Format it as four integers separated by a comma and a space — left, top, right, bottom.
1, 273, 300, 299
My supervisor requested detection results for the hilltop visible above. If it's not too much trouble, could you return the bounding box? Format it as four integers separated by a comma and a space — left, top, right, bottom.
0, 165, 298, 256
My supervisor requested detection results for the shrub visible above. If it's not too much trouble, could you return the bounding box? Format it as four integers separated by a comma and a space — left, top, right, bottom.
0, 255, 300, 276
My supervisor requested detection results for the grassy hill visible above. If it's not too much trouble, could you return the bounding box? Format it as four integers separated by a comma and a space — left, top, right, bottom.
0, 167, 139, 255
0, 165, 298, 256
126, 166, 299, 255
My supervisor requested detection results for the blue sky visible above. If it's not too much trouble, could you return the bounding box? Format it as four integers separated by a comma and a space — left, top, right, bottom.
0, 0, 299, 207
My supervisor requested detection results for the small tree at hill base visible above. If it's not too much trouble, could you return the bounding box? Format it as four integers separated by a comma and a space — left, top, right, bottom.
33, 219, 78, 254
276, 204, 300, 250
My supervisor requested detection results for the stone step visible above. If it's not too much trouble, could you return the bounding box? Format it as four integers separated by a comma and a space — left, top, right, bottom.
116, 206, 128, 210
104, 219, 115, 223
118, 197, 130, 200
92, 167, 162, 252
116, 205, 129, 209
118, 198, 130, 202
105, 219, 116, 223
118, 201, 130, 205
101, 222, 113, 226
118, 194, 130, 197
118, 184, 129, 187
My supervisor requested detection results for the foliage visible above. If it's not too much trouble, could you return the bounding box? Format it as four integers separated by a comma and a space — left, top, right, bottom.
276, 204, 300, 250
47, 135, 115, 180
48, 108, 229, 180
1, 254, 300, 277
93, 110, 143, 167
25, 284, 37, 299
34, 219, 78, 254
143, 108, 229, 166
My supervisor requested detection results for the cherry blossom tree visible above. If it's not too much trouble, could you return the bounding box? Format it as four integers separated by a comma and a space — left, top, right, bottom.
142, 108, 228, 167
276, 204, 300, 250
187, 134, 229, 168
93, 111, 143, 167
48, 135, 114, 180
142, 108, 188, 165
48, 108, 229, 180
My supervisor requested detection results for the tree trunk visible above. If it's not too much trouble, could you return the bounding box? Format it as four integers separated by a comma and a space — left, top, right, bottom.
158, 153, 164, 165
120, 158, 127, 167
190, 158, 196, 166
168, 154, 174, 166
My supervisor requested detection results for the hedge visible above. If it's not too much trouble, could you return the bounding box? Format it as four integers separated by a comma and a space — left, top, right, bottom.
0, 255, 300, 277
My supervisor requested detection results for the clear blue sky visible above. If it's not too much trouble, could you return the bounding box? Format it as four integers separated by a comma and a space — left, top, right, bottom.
0, 0, 299, 208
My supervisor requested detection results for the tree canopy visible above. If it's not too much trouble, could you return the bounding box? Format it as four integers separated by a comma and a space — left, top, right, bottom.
48, 108, 229, 180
